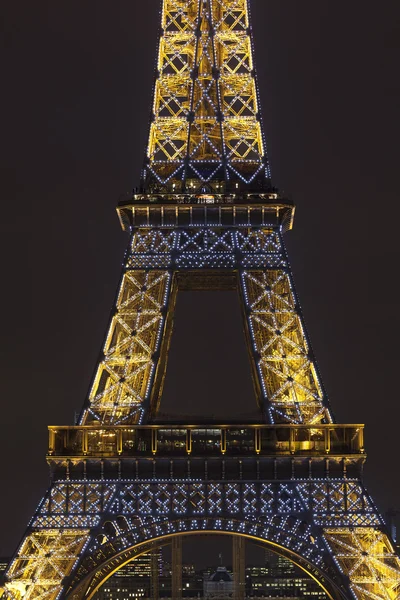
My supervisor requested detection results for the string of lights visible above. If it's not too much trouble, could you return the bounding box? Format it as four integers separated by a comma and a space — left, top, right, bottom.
1, 1, 399, 599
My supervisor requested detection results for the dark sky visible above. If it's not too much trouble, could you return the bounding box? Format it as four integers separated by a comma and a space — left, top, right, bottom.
0, 0, 399, 559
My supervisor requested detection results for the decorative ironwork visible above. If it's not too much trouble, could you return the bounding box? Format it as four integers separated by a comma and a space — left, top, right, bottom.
324, 529, 400, 600
74, 226, 332, 425
143, 0, 269, 191
2, 480, 395, 600
79, 269, 172, 425
1, 2, 399, 600
2, 530, 89, 600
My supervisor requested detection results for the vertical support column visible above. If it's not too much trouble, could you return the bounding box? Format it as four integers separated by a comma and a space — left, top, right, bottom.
150, 549, 159, 600
233, 536, 245, 600
79, 264, 174, 426
239, 241, 332, 426
172, 536, 182, 600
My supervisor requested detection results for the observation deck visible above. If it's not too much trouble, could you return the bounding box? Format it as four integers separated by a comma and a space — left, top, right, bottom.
117, 191, 295, 233
48, 424, 365, 481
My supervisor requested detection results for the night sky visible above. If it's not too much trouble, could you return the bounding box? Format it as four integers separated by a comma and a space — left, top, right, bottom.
1, 0, 399, 559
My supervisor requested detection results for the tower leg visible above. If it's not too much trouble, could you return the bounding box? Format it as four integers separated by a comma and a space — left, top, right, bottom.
150, 549, 159, 600
233, 536, 245, 600
171, 536, 182, 600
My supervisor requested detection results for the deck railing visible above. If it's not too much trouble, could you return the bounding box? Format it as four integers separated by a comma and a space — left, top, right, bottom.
47, 424, 364, 459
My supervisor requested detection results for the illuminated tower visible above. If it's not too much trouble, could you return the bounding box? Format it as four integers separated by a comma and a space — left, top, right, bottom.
1, 2, 399, 600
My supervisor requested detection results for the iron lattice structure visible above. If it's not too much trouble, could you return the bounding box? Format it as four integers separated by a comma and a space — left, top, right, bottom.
79, 222, 332, 427
143, 0, 269, 191
1, 1, 399, 600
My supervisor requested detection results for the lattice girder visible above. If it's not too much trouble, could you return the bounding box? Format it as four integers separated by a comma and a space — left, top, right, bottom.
3, 530, 89, 600
1, 2, 397, 600
80, 270, 172, 426
324, 529, 400, 600
145, 0, 269, 189
2, 478, 397, 600
241, 269, 330, 425
76, 226, 333, 425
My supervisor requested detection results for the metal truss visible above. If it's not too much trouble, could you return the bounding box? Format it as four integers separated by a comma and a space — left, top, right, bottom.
1, 530, 89, 600
79, 226, 332, 425
79, 270, 172, 426
1, 3, 398, 600
1, 478, 398, 600
241, 268, 331, 425
324, 529, 400, 600
144, 0, 269, 190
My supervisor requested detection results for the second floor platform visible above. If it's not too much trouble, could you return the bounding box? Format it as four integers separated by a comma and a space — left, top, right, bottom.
48, 423, 364, 460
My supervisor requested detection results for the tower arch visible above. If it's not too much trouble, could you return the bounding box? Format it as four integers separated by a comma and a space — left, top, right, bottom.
66, 524, 347, 600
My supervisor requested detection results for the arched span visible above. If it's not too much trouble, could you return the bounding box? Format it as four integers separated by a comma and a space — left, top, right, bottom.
66, 516, 350, 600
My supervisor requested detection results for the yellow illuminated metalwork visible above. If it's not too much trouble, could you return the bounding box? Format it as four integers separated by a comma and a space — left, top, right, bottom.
81, 269, 171, 425
324, 529, 400, 600
144, 0, 268, 189
0, 2, 399, 600
75, 226, 334, 426
1, 530, 88, 600
242, 268, 332, 424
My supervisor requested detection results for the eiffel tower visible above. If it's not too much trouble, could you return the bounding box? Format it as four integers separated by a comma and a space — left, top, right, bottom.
1, 1, 399, 599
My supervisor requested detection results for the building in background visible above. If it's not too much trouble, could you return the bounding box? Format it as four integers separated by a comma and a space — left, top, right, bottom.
92, 548, 328, 598
93, 550, 162, 600
162, 561, 195, 577
245, 550, 327, 598
203, 566, 234, 598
